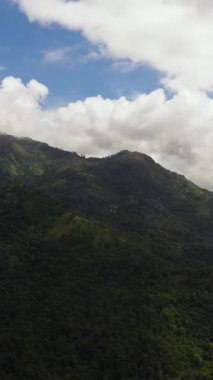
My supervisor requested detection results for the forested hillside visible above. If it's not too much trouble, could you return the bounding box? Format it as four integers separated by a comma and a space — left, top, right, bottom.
0, 135, 212, 379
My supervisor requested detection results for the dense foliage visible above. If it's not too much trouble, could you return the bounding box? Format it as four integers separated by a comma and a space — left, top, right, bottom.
0, 135, 212, 379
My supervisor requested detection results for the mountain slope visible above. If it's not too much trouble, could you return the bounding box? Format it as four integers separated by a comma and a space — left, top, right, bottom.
0, 134, 81, 180
0, 183, 212, 380
0, 134, 212, 379
0, 134, 213, 262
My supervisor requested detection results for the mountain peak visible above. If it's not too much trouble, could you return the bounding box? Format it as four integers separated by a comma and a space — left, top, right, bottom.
107, 149, 155, 164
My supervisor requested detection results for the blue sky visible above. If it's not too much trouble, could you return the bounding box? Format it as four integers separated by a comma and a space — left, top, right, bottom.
0, 0, 161, 106
1, 0, 213, 189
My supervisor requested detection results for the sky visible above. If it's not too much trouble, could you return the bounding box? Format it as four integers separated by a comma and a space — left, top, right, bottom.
1, 0, 213, 189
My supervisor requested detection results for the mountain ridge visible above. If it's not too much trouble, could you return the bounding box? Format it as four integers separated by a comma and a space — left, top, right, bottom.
0, 134, 213, 251
0, 133, 212, 379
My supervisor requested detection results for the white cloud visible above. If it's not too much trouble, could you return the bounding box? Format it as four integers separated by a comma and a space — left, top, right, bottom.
80, 48, 105, 63
5, 1, 213, 189
43, 47, 71, 64
111, 60, 139, 74
13, 0, 213, 91
42, 44, 104, 66
1, 76, 213, 189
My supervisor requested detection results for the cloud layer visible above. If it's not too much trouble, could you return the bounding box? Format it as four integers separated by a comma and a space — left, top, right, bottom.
1, 75, 213, 189
14, 0, 213, 91
5, 1, 213, 189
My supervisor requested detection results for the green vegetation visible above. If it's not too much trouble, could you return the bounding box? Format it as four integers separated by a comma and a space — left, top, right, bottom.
0, 134, 212, 379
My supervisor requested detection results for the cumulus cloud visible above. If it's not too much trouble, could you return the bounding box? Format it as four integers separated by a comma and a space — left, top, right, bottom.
13, 0, 213, 91
5, 1, 213, 189
1, 76, 213, 189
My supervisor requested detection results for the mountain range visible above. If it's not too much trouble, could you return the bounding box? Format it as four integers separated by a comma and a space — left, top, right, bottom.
0, 134, 212, 380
